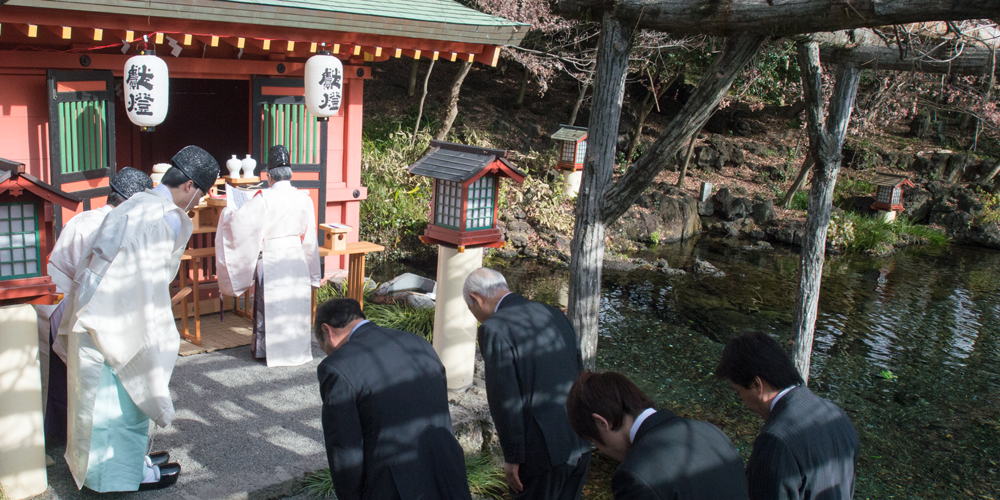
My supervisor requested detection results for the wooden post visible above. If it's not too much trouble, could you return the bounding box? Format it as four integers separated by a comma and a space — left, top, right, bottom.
567, 13, 633, 370
789, 41, 861, 384
568, 31, 764, 369
408, 57, 419, 97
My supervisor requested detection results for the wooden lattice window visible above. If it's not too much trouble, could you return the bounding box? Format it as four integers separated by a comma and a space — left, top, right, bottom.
560, 141, 576, 162
0, 202, 41, 279
434, 180, 462, 230
877, 186, 893, 204
576, 140, 587, 164
465, 177, 495, 230
262, 103, 322, 164
891, 188, 901, 205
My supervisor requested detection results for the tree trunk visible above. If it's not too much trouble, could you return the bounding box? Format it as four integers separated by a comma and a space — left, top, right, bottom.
515, 67, 529, 110
816, 29, 1000, 75
676, 133, 697, 189
435, 61, 473, 141
568, 31, 763, 370
411, 59, 435, 147
554, 0, 997, 37
601, 33, 765, 223
789, 41, 861, 384
625, 76, 675, 163
781, 154, 815, 208
407, 58, 419, 97
568, 13, 634, 370
569, 78, 591, 126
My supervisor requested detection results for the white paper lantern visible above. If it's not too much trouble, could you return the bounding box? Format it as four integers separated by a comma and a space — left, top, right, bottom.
304, 50, 344, 120
124, 49, 169, 131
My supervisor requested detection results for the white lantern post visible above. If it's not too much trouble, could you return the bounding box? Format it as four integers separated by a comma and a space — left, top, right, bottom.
304, 43, 344, 121
124, 36, 169, 132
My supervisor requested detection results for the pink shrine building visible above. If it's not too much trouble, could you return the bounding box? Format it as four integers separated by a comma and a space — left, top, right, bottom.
0, 0, 525, 299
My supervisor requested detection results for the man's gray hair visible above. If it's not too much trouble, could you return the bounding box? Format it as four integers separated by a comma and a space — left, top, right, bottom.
269, 166, 293, 182
463, 268, 509, 307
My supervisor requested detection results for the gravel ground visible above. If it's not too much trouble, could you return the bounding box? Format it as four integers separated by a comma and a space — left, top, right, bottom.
33, 341, 331, 500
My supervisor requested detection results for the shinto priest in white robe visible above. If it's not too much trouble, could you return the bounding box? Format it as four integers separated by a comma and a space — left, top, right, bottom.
35, 205, 113, 410
215, 180, 321, 367
57, 188, 192, 491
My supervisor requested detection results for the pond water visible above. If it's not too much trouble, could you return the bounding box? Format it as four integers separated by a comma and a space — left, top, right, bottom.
376, 237, 1000, 498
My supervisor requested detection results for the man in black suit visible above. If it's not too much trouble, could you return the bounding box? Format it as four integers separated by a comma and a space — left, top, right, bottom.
464, 268, 592, 500
314, 298, 471, 500
716, 331, 860, 500
566, 371, 749, 500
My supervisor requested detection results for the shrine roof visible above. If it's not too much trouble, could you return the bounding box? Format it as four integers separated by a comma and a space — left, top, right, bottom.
872, 172, 915, 188
408, 141, 525, 183
552, 125, 588, 142
8, 0, 528, 47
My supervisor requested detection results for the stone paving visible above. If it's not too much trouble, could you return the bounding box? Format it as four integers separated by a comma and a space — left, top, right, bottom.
34, 341, 330, 500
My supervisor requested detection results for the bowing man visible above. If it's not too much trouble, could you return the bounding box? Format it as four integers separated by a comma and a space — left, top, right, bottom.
59, 146, 219, 492
216, 145, 321, 367
314, 298, 471, 500
566, 371, 749, 500
464, 268, 592, 500
35, 167, 152, 446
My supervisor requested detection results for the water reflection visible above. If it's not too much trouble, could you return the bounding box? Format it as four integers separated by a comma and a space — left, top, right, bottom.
372, 240, 1000, 497
503, 238, 998, 498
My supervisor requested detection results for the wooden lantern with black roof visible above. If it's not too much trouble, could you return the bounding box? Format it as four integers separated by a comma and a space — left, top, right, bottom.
552, 125, 588, 171
408, 140, 525, 251
870, 172, 915, 212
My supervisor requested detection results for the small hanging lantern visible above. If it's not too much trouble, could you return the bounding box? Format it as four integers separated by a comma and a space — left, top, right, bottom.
124, 36, 169, 132
304, 43, 344, 121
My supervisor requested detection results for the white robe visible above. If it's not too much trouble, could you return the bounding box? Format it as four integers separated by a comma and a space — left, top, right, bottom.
36, 205, 113, 365
216, 180, 321, 367
58, 190, 192, 489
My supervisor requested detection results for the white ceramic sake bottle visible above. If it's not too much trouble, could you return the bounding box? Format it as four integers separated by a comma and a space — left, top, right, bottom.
226, 155, 242, 179
241, 154, 257, 179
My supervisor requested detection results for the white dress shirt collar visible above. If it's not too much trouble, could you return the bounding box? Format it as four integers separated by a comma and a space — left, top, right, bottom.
629, 408, 657, 443
493, 292, 513, 314
770, 386, 796, 412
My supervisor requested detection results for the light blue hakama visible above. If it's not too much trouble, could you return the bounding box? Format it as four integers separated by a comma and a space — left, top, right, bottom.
82, 363, 149, 492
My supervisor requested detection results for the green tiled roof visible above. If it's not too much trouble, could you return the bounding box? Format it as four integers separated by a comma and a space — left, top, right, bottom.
221, 0, 525, 28
10, 0, 528, 47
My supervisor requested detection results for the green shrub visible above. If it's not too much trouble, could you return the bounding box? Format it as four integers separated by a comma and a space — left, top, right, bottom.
465, 453, 508, 500
359, 118, 432, 258
839, 212, 949, 254
364, 304, 435, 341
776, 190, 810, 210
975, 189, 1000, 225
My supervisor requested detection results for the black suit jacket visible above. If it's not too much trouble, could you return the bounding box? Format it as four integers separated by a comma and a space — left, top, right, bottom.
317, 322, 471, 500
478, 293, 591, 476
614, 410, 749, 500
747, 387, 859, 500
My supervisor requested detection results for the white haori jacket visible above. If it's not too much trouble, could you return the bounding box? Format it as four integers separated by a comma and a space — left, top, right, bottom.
36, 204, 113, 364
215, 180, 321, 367
58, 191, 191, 487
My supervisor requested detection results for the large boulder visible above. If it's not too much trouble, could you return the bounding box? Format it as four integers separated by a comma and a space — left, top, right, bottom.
653, 191, 701, 242
611, 186, 701, 244
713, 187, 753, 221
751, 199, 776, 225
901, 186, 933, 223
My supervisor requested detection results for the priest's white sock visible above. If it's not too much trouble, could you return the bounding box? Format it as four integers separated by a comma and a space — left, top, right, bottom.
141, 455, 161, 483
